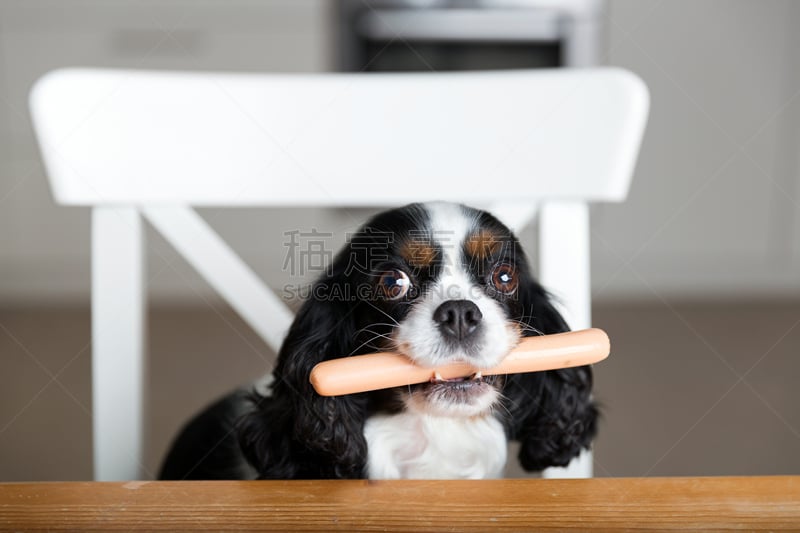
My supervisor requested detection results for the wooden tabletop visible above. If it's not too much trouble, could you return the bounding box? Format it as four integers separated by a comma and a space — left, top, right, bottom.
1, 476, 798, 531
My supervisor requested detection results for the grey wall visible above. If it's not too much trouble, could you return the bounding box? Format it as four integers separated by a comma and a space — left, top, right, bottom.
1, 0, 799, 305
594, 0, 800, 300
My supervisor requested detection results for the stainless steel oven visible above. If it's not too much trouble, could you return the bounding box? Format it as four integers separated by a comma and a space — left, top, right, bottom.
336, 0, 605, 72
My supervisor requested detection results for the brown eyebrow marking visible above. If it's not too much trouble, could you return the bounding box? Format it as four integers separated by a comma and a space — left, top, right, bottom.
400, 236, 437, 267
465, 229, 503, 260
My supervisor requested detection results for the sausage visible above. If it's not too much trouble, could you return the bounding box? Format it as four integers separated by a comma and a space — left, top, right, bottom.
309, 328, 610, 396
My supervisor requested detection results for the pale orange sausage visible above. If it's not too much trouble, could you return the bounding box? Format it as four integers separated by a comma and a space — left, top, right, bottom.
309, 328, 610, 396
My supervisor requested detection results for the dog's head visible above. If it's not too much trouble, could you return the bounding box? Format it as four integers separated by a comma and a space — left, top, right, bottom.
241, 202, 596, 478
350, 202, 537, 418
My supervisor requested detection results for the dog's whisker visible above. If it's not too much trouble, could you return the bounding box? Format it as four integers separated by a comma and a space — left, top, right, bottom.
492, 393, 515, 420
355, 327, 396, 340
360, 300, 401, 326
509, 318, 545, 336
357, 330, 393, 339
358, 331, 395, 344
349, 332, 396, 356
355, 322, 398, 335
357, 322, 398, 328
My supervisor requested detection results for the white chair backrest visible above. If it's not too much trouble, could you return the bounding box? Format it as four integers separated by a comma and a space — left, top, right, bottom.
31, 68, 647, 206
30, 67, 648, 482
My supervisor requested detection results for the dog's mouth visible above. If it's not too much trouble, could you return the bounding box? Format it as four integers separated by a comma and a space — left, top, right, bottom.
429, 371, 487, 388
410, 370, 497, 410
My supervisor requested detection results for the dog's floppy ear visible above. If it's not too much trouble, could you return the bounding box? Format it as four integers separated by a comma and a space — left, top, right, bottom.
238, 274, 369, 479
503, 280, 598, 471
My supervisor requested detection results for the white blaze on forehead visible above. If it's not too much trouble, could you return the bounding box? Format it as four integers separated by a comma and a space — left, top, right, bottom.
425, 201, 473, 275
425, 202, 480, 302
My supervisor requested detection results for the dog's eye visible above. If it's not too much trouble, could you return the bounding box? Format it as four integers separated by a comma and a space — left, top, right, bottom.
378, 269, 413, 300
491, 263, 518, 294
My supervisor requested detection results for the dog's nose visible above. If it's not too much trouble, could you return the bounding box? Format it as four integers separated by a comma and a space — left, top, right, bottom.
433, 300, 483, 340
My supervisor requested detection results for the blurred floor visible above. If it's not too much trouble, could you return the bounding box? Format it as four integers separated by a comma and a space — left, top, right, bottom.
1, 300, 798, 481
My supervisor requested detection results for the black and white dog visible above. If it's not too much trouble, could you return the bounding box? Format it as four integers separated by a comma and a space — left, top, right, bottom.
160, 202, 597, 480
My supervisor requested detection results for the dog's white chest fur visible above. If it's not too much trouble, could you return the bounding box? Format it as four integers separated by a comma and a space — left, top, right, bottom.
363, 412, 507, 479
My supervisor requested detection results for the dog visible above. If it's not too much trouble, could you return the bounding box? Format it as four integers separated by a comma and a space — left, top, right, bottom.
159, 202, 597, 480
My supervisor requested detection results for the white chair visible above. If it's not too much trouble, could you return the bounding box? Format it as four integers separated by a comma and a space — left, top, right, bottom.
29, 67, 648, 481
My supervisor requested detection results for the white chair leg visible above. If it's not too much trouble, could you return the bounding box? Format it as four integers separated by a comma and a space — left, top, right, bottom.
538, 201, 591, 332
538, 201, 593, 479
92, 207, 145, 480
